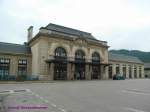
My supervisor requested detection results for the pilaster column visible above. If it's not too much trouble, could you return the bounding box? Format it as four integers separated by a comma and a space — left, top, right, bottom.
100, 66, 104, 79
100, 65, 108, 80
50, 63, 54, 80
119, 64, 123, 76
72, 64, 75, 80
131, 65, 134, 79
104, 66, 109, 79
85, 64, 91, 80
10, 57, 18, 76
46, 63, 51, 80
136, 66, 139, 78
141, 66, 145, 78
112, 64, 116, 77
88, 65, 92, 80
67, 63, 72, 80
126, 64, 129, 79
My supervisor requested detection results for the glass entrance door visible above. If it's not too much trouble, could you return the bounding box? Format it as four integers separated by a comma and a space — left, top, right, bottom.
54, 63, 67, 80
75, 63, 85, 80
92, 65, 100, 79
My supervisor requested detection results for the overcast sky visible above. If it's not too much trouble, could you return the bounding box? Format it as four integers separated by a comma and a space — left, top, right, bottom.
1, 0, 150, 51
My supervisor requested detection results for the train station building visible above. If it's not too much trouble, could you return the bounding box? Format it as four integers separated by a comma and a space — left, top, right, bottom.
0, 23, 145, 81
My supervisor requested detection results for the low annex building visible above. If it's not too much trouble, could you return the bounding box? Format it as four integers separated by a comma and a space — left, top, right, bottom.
108, 53, 144, 79
0, 23, 145, 81
0, 42, 32, 80
144, 63, 150, 78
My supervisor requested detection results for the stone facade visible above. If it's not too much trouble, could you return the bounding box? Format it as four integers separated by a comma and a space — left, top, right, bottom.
144, 63, 150, 78
108, 57, 144, 79
0, 23, 145, 81
0, 53, 32, 76
29, 30, 109, 80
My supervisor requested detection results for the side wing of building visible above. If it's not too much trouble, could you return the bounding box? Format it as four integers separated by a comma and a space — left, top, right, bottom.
0, 42, 32, 80
108, 53, 144, 79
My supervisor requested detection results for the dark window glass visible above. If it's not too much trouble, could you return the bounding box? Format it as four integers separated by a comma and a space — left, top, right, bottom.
0, 58, 10, 76
134, 66, 137, 78
54, 47, 67, 80
92, 52, 100, 61
116, 64, 119, 74
55, 47, 67, 57
139, 66, 142, 78
129, 65, 132, 78
75, 50, 85, 59
18, 59, 27, 75
123, 65, 126, 78
109, 65, 112, 78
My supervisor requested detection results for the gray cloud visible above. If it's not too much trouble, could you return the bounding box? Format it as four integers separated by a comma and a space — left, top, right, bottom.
0, 0, 150, 51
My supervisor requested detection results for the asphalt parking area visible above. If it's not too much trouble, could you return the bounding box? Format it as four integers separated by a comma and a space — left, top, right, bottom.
0, 89, 67, 112
0, 79, 150, 112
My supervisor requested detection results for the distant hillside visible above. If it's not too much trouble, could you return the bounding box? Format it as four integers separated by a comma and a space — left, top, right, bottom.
109, 49, 150, 63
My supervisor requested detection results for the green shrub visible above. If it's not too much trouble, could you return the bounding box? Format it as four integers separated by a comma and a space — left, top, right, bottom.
16, 75, 27, 81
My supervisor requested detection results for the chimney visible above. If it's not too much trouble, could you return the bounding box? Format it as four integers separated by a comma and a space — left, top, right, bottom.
27, 26, 33, 42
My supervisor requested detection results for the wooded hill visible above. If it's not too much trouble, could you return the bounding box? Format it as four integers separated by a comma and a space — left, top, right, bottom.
109, 49, 150, 63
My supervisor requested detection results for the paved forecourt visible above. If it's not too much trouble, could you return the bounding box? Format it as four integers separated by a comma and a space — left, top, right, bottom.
0, 79, 150, 112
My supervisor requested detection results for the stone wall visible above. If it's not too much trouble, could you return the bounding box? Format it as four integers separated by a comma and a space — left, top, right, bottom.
0, 54, 32, 76
30, 35, 109, 80
109, 60, 144, 79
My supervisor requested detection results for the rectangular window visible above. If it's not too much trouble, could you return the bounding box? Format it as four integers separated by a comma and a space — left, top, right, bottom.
128, 65, 132, 78
134, 65, 137, 78
18, 59, 27, 75
123, 64, 126, 78
0, 58, 10, 77
139, 66, 142, 78
116, 64, 119, 74
109, 65, 112, 79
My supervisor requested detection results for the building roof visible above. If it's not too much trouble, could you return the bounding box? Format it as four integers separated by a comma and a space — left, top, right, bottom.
30, 23, 108, 47
108, 53, 143, 64
144, 63, 150, 69
0, 42, 31, 55
44, 23, 98, 40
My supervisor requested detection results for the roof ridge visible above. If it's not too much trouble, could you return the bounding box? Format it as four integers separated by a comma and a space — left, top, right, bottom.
0, 42, 26, 47
109, 52, 143, 64
47, 23, 92, 35
109, 52, 139, 59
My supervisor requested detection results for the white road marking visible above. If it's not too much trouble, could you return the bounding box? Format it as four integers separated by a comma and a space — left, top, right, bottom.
39, 96, 44, 100
0, 89, 67, 112
122, 90, 150, 96
0, 89, 31, 94
124, 107, 147, 112
58, 108, 67, 112
35, 94, 40, 97
44, 99, 49, 103
9, 90, 15, 94
51, 103, 57, 107
28, 90, 67, 112
25, 89, 31, 92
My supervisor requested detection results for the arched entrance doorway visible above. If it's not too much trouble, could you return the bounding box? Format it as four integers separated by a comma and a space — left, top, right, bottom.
91, 52, 100, 79
54, 47, 67, 80
74, 50, 85, 80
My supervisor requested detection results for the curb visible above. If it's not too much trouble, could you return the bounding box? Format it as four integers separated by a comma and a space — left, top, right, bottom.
0, 81, 55, 84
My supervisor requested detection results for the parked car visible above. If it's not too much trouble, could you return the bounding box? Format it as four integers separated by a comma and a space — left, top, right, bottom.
113, 74, 125, 80
26, 75, 39, 81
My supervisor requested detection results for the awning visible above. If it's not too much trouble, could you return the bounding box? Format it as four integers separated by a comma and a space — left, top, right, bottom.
46, 59, 110, 66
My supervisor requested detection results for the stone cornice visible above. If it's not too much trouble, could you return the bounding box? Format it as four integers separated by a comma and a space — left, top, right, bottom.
109, 59, 144, 65
28, 30, 109, 48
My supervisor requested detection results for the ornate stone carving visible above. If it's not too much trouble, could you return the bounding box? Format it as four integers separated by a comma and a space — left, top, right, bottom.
74, 37, 87, 47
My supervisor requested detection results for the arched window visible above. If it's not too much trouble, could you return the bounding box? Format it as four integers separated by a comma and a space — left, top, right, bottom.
92, 52, 100, 61
54, 47, 67, 57
91, 52, 100, 79
75, 50, 85, 59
